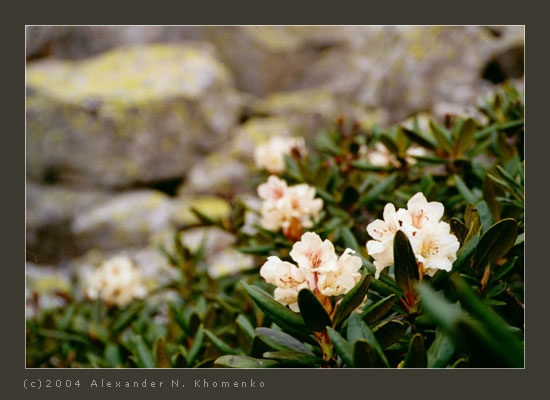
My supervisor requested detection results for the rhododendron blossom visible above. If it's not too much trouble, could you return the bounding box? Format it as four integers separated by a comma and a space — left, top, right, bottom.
85, 255, 147, 307
366, 192, 459, 278
254, 135, 307, 174
257, 176, 323, 240
260, 232, 363, 312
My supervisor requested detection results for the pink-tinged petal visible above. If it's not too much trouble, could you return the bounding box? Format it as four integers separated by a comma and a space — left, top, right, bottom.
407, 192, 428, 209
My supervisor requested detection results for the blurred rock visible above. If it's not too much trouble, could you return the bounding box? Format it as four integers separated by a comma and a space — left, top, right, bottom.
170, 195, 231, 225
286, 26, 524, 123
26, 43, 242, 187
26, 26, 203, 60
178, 153, 250, 196
207, 248, 255, 279
26, 183, 110, 264
179, 226, 236, 255
72, 190, 174, 251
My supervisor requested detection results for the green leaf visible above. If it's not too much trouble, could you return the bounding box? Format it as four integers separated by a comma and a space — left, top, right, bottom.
237, 244, 277, 255
361, 294, 396, 324
450, 217, 467, 245
347, 313, 390, 367
402, 333, 427, 368
353, 340, 377, 367
454, 118, 477, 156
473, 219, 519, 272
297, 289, 332, 332
132, 335, 155, 368
401, 127, 437, 150
341, 227, 360, 252
154, 337, 171, 368
393, 230, 419, 304
104, 343, 122, 368
489, 256, 518, 283
463, 203, 481, 243
379, 135, 399, 154
263, 351, 322, 366
332, 274, 372, 328
427, 329, 455, 368
255, 327, 314, 355
242, 282, 308, 335
283, 155, 303, 181
484, 282, 507, 298
476, 200, 494, 233
204, 329, 240, 355
341, 186, 360, 209
430, 120, 454, 154
483, 173, 502, 222
454, 175, 477, 204
350, 161, 391, 172
110, 301, 143, 335
450, 276, 524, 367
360, 173, 398, 206
373, 320, 407, 348
236, 314, 255, 339
187, 324, 204, 367
327, 327, 354, 367
214, 355, 279, 368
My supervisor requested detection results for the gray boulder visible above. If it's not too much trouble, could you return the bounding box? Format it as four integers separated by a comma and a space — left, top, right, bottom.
26, 43, 242, 187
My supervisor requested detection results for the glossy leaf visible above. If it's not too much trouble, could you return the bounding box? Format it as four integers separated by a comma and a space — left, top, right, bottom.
473, 219, 518, 272
255, 327, 314, 355
427, 329, 455, 368
242, 282, 308, 335
154, 337, 171, 368
361, 294, 396, 324
393, 230, 419, 304
263, 351, 322, 366
332, 274, 372, 328
215, 355, 279, 368
347, 313, 390, 367
402, 333, 427, 368
297, 289, 332, 332
353, 340, 377, 367
373, 320, 407, 349
327, 327, 354, 367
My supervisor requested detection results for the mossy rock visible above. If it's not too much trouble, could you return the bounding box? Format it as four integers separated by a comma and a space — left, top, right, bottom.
26, 43, 242, 187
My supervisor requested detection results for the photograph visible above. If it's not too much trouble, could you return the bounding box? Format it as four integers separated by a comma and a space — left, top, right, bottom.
25, 25, 525, 369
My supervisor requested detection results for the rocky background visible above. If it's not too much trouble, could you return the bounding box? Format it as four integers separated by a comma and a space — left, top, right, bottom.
25, 26, 524, 308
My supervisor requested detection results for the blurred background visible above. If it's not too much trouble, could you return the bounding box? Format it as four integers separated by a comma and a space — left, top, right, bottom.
25, 26, 524, 314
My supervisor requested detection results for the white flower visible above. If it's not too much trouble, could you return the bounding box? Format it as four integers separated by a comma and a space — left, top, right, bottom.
85, 255, 147, 307
279, 184, 323, 229
289, 232, 338, 278
260, 256, 308, 312
365, 143, 399, 167
254, 136, 307, 174
366, 192, 459, 278
409, 221, 460, 277
396, 192, 444, 231
258, 175, 288, 203
318, 249, 363, 297
366, 203, 400, 278
257, 176, 323, 237
259, 232, 364, 312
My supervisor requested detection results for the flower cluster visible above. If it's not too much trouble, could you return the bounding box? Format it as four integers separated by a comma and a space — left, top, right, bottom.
254, 135, 307, 174
258, 176, 323, 240
260, 232, 363, 312
366, 192, 460, 278
85, 255, 147, 307
361, 143, 428, 167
